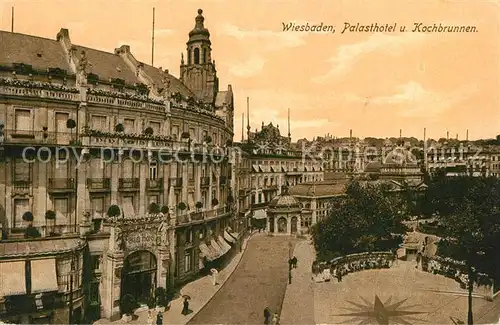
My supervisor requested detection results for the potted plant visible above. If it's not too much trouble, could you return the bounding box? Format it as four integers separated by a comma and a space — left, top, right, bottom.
181, 132, 190, 139
144, 127, 154, 136
45, 210, 57, 236
226, 139, 232, 147
22, 211, 34, 224
160, 205, 169, 214
107, 205, 121, 219
204, 135, 212, 143
120, 294, 136, 322
67, 118, 76, 140
148, 202, 160, 215
211, 198, 219, 206
177, 202, 187, 211
195, 201, 203, 211
115, 123, 124, 132
25, 225, 41, 239
154, 287, 167, 312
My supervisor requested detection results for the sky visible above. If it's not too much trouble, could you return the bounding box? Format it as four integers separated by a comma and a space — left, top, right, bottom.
0, 0, 499, 141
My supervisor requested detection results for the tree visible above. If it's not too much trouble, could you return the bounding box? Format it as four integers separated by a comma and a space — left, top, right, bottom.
22, 211, 34, 223
195, 201, 203, 211
432, 176, 500, 325
311, 181, 407, 262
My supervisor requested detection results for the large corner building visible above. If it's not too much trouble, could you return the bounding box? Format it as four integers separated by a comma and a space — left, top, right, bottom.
0, 9, 247, 323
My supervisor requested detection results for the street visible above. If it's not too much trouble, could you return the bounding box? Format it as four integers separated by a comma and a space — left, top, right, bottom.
188, 234, 296, 324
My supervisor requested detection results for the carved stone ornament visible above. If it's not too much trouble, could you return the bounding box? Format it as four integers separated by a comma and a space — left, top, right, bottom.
114, 226, 124, 251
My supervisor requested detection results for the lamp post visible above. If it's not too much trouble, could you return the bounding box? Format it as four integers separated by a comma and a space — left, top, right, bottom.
288, 241, 293, 284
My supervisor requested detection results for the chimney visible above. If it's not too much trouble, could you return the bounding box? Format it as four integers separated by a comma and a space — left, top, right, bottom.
466, 129, 469, 141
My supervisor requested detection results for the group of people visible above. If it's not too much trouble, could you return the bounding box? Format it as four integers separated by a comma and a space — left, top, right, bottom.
146, 297, 190, 325
289, 256, 298, 268
423, 256, 493, 288
264, 306, 280, 325
312, 253, 394, 283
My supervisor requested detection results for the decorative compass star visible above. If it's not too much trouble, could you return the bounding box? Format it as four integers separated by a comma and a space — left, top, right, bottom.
333, 295, 428, 325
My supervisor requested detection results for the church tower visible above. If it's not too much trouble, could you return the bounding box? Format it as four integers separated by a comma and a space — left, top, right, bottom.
180, 9, 219, 104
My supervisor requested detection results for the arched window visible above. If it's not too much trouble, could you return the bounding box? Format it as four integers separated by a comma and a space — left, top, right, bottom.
202, 48, 206, 64
194, 48, 200, 64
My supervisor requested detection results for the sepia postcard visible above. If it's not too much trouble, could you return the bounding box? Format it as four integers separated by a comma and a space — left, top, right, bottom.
0, 0, 499, 324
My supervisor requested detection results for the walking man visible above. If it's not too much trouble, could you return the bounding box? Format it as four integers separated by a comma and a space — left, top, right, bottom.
264, 306, 271, 324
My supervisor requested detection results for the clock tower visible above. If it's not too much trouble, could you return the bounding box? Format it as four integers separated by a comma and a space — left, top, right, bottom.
180, 9, 219, 104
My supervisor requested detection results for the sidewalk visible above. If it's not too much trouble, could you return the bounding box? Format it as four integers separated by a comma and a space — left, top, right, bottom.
96, 232, 255, 325
279, 239, 315, 325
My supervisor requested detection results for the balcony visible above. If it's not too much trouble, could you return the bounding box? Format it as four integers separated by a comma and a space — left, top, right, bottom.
119, 178, 140, 191
174, 206, 231, 227
13, 180, 30, 193
87, 178, 111, 192
285, 168, 303, 176
200, 177, 210, 187
48, 178, 76, 193
0, 83, 80, 102
2, 130, 77, 146
238, 188, 251, 197
169, 177, 183, 188
263, 184, 278, 191
146, 178, 163, 191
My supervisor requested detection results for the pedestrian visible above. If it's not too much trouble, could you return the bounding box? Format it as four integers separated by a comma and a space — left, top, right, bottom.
292, 256, 298, 268
272, 312, 279, 324
147, 310, 155, 325
264, 306, 271, 324
156, 313, 163, 325
336, 268, 342, 282
416, 252, 422, 269
182, 298, 189, 315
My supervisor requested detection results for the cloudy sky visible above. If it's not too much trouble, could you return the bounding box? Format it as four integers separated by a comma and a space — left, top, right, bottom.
0, 0, 498, 141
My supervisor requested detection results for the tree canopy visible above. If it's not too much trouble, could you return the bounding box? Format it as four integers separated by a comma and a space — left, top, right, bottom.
311, 181, 408, 261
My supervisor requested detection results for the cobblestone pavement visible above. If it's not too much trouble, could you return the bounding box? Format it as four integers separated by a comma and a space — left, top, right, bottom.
188, 234, 297, 324
279, 239, 315, 325
314, 260, 498, 324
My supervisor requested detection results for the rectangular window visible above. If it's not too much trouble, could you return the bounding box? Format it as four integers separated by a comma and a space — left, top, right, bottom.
184, 250, 192, 272
122, 196, 135, 218
149, 163, 157, 180
55, 112, 69, 133
13, 198, 29, 228
15, 109, 32, 131
171, 125, 179, 140
54, 198, 69, 225
150, 121, 161, 135
91, 197, 105, 219
189, 128, 196, 140
123, 118, 135, 133
91, 115, 107, 131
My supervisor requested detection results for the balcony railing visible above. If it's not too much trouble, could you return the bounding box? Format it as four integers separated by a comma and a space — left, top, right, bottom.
87, 178, 111, 191
2, 130, 77, 145
87, 94, 166, 113
146, 178, 163, 190
169, 177, 183, 188
13, 180, 31, 193
200, 177, 210, 187
119, 178, 140, 190
0, 84, 80, 101
175, 206, 231, 226
48, 178, 76, 192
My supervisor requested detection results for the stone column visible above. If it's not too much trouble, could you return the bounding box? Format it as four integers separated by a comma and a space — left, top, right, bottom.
195, 164, 201, 201
311, 198, 317, 225
110, 159, 119, 205
266, 214, 271, 232
207, 164, 213, 210
76, 161, 88, 228
287, 214, 292, 234
138, 162, 146, 216
102, 249, 124, 319
36, 161, 47, 228
157, 247, 169, 289
274, 216, 278, 234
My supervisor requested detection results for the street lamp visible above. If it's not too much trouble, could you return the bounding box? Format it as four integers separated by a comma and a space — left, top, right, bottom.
288, 241, 293, 284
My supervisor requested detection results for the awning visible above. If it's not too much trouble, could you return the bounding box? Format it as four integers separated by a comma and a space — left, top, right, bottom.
259, 165, 264, 172
230, 232, 239, 239
31, 259, 59, 294
199, 243, 217, 262
252, 165, 259, 173
0, 261, 26, 297
224, 230, 236, 243
253, 209, 267, 220
218, 236, 231, 254
210, 239, 224, 259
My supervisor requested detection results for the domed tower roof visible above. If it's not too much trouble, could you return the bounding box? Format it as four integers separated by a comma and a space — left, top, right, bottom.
267, 186, 301, 212
188, 9, 211, 45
